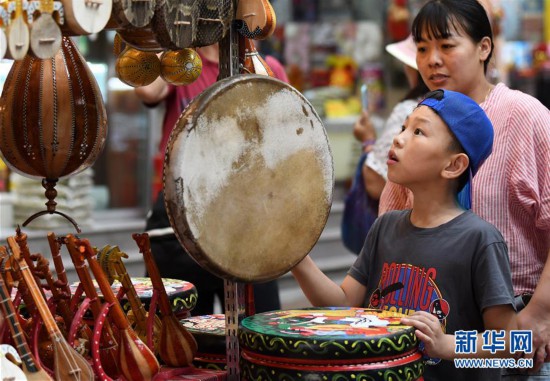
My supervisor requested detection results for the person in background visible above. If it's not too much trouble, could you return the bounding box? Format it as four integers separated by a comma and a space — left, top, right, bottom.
379, 0, 550, 377
293, 89, 516, 380
134, 43, 288, 315
352, 35, 429, 201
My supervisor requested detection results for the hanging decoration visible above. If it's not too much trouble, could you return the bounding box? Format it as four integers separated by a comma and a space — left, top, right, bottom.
0, 37, 107, 232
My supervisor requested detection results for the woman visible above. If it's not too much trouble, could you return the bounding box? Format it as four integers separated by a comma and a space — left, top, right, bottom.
379, 0, 550, 377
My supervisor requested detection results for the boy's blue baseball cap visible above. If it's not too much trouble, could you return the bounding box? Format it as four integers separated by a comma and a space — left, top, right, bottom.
418, 89, 494, 210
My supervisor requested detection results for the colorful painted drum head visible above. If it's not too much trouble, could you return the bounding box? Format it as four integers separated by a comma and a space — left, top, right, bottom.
180, 314, 226, 370
239, 307, 424, 381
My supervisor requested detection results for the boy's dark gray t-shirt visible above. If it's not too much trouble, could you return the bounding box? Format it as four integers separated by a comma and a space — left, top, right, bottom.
348, 210, 515, 381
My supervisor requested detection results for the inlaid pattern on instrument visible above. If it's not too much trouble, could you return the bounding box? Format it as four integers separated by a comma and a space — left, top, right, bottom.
115, 47, 161, 87
0, 36, 107, 231
160, 49, 202, 86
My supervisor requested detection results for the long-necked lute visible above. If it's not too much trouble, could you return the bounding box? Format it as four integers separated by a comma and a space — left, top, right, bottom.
14, 229, 71, 363
0, 269, 53, 381
98, 245, 161, 354
133, 233, 197, 367
78, 238, 160, 381
7, 236, 94, 381
65, 234, 121, 380
33, 253, 92, 358
47, 233, 71, 299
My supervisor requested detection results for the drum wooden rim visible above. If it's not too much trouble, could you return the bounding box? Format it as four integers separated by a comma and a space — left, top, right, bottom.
164, 75, 333, 282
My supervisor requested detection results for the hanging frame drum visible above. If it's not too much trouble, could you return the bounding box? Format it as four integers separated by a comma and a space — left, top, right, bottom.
164, 75, 333, 282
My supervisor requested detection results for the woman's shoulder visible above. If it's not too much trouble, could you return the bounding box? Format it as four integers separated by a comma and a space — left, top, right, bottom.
487, 83, 549, 131
492, 83, 548, 110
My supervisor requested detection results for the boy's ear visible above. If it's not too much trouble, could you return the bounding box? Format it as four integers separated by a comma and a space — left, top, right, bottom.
442, 153, 469, 181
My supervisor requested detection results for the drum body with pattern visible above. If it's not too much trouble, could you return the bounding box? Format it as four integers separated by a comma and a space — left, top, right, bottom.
238, 307, 424, 381
70, 277, 197, 318
180, 314, 226, 370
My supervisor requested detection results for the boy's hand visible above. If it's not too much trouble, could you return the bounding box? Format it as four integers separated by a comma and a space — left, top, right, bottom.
401, 311, 453, 360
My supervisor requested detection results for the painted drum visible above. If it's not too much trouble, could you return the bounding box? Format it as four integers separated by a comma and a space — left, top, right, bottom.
180, 314, 226, 370
70, 277, 197, 318
239, 307, 424, 381
164, 74, 333, 282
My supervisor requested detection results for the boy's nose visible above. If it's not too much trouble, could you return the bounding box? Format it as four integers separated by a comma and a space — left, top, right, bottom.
392, 132, 404, 147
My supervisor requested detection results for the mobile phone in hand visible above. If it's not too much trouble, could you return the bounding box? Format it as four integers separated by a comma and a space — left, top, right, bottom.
360, 83, 369, 111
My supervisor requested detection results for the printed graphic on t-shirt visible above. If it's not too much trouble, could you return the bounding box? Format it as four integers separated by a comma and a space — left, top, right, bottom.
369, 262, 450, 365
368, 262, 449, 325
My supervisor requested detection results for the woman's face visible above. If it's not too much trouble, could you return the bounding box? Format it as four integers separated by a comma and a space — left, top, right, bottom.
415, 25, 491, 99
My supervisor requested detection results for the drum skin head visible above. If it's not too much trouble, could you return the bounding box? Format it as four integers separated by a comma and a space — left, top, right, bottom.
164, 75, 333, 282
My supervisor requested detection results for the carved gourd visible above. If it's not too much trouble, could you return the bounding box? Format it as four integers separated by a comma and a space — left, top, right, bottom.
0, 37, 107, 232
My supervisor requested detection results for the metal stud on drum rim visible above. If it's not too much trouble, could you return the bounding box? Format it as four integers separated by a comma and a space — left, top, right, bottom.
163, 74, 333, 283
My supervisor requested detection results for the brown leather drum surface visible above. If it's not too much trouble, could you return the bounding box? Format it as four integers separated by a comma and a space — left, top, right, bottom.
164, 75, 333, 282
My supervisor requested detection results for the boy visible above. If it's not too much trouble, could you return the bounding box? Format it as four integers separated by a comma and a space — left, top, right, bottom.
291, 89, 517, 380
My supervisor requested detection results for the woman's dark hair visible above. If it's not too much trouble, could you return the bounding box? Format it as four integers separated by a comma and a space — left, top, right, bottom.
402, 72, 430, 102
411, 0, 494, 73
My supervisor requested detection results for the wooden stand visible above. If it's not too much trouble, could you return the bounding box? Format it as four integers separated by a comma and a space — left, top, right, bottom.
219, 3, 244, 379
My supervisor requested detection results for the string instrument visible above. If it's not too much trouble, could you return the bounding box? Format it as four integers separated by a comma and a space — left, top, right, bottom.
65, 235, 121, 380
29, 0, 62, 59
110, 0, 155, 28
7, 0, 29, 60
3, 246, 39, 332
59, 0, 112, 35
0, 269, 53, 381
15, 229, 49, 302
151, 0, 193, 50
0, 246, 15, 293
4, 254, 56, 373
0, 36, 107, 233
33, 253, 92, 357
235, 0, 276, 40
0, 344, 27, 381
46, 233, 94, 356
13, 229, 73, 369
97, 245, 161, 354
192, 0, 233, 47
78, 238, 160, 381
7, 236, 94, 381
133, 233, 197, 367
46, 233, 71, 301
240, 37, 273, 76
